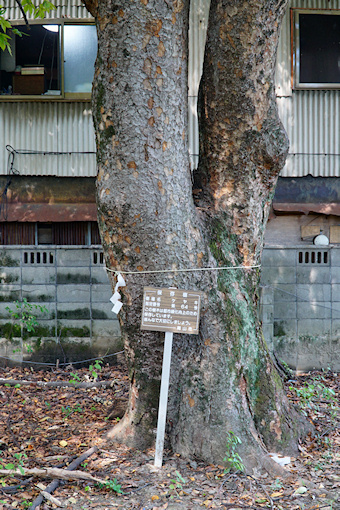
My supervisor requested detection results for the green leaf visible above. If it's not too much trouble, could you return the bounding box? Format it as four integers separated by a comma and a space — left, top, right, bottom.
0, 18, 12, 33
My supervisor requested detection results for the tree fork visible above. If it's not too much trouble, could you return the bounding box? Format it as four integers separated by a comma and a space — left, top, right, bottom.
83, 0, 311, 473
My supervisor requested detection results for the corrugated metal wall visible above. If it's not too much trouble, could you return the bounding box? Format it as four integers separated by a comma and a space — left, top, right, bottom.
277, 0, 340, 177
188, 0, 211, 170
3, 0, 339, 178
1, 1, 96, 178
1, 103, 96, 176
4, 0, 91, 21
188, 0, 340, 178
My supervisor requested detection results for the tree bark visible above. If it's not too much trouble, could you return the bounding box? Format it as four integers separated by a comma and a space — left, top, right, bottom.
83, 0, 310, 472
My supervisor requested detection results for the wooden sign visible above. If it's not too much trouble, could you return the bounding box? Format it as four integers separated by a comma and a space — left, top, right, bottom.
141, 287, 201, 334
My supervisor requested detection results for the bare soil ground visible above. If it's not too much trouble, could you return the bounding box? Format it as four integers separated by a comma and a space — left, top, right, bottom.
0, 361, 339, 509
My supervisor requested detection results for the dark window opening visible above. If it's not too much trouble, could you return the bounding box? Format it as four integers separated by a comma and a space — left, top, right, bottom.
294, 10, 340, 89
0, 23, 97, 97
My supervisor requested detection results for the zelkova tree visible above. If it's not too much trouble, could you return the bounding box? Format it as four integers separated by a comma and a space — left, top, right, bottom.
83, 0, 309, 471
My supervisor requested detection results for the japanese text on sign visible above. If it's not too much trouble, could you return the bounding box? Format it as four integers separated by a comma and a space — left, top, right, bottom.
141, 287, 202, 334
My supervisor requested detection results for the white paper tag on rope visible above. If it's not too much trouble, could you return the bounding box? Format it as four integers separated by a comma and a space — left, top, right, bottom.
110, 291, 121, 305
111, 300, 123, 314
110, 273, 126, 315
115, 273, 126, 291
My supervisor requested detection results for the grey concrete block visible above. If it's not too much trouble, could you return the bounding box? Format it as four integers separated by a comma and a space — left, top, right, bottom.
297, 319, 331, 337
2, 301, 54, 320
57, 319, 91, 338
56, 285, 90, 303
331, 302, 340, 319
57, 303, 91, 320
0, 285, 21, 302
331, 284, 340, 302
259, 286, 274, 305
296, 267, 330, 284
56, 249, 91, 267
330, 319, 340, 337
259, 304, 273, 324
260, 267, 296, 285
273, 284, 297, 302
92, 334, 123, 354
0, 249, 21, 267
331, 267, 340, 285
91, 284, 113, 303
91, 319, 121, 338
262, 324, 273, 350
0, 303, 13, 319
296, 335, 333, 372
22, 267, 56, 285
0, 268, 20, 285
297, 301, 331, 320
262, 248, 296, 267
91, 266, 110, 284
92, 301, 114, 320
22, 285, 56, 303
296, 284, 331, 302
330, 248, 340, 267
274, 319, 297, 338
273, 301, 297, 320
57, 268, 91, 285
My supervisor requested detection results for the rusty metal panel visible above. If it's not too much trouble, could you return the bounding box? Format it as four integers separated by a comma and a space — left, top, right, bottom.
91, 222, 101, 245
53, 222, 87, 245
0, 222, 35, 245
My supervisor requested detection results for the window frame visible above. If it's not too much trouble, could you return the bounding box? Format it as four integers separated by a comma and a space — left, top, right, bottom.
0, 18, 96, 102
292, 8, 340, 90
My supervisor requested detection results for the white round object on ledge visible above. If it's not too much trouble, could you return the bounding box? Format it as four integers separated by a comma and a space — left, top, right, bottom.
313, 234, 329, 246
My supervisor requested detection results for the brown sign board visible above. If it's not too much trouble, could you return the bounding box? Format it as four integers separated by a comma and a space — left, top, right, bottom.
141, 287, 202, 334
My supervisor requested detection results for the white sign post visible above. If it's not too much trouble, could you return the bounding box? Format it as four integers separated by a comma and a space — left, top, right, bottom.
154, 330, 173, 468
141, 286, 202, 468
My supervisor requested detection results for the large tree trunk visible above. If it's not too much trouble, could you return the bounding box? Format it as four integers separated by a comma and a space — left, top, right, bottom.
83, 0, 310, 471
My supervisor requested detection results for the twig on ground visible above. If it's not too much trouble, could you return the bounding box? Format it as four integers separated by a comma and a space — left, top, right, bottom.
0, 477, 34, 494
30, 446, 98, 510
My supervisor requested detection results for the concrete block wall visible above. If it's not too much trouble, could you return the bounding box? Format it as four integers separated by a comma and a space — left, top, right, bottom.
260, 246, 340, 371
0, 246, 122, 364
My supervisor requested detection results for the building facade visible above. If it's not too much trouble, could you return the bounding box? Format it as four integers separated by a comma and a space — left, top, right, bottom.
0, 1, 121, 364
188, 0, 340, 371
1, 0, 340, 370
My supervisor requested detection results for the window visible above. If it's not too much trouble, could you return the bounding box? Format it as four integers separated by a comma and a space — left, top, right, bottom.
0, 21, 97, 99
292, 9, 340, 89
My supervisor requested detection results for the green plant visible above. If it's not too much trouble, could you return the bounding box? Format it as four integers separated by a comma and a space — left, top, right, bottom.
97, 478, 123, 494
169, 470, 186, 495
223, 431, 245, 473
69, 371, 81, 384
61, 405, 82, 418
21, 500, 32, 509
6, 298, 48, 336
289, 377, 337, 416
0, 452, 28, 476
271, 478, 284, 490
89, 359, 103, 380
